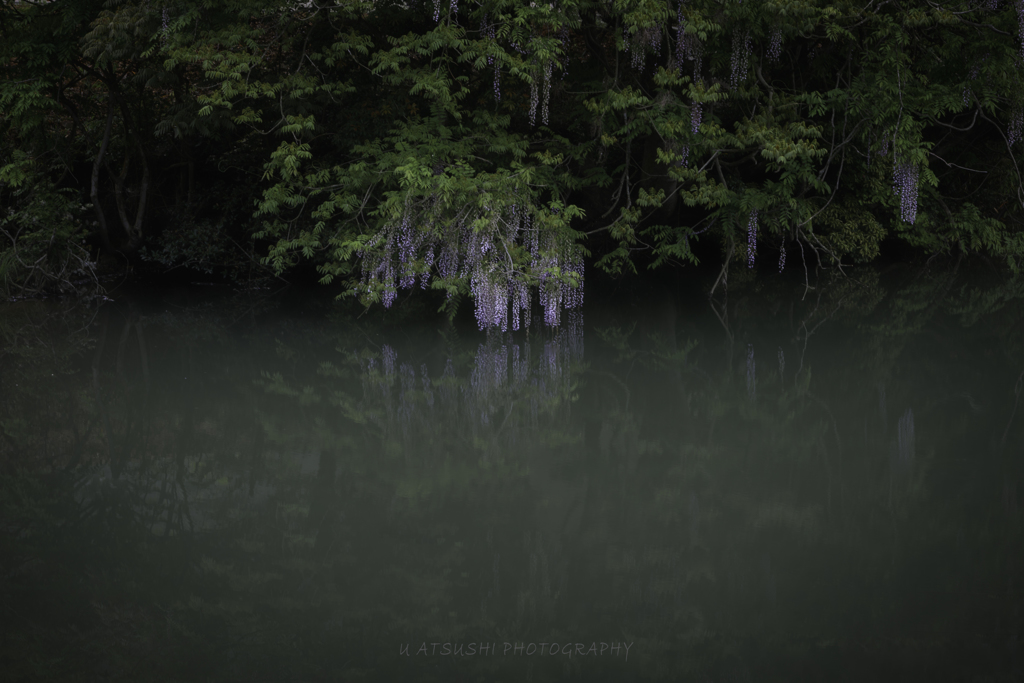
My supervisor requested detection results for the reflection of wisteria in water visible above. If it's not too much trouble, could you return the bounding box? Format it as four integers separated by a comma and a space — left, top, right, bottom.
420, 364, 434, 408
1005, 480, 1018, 518
897, 407, 915, 468
439, 358, 457, 405
399, 364, 416, 439
469, 342, 508, 428
493, 552, 501, 599
543, 341, 559, 379
565, 309, 584, 361
361, 346, 394, 431
762, 553, 776, 606
746, 343, 756, 401
688, 492, 700, 548
360, 315, 584, 454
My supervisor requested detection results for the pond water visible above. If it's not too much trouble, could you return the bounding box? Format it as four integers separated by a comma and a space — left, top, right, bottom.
1, 264, 1023, 682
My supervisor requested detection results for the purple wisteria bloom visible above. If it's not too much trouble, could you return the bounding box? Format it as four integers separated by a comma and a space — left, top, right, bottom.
893, 160, 919, 224
747, 210, 758, 268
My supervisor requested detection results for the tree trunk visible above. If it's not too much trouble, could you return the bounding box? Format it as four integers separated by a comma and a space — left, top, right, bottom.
90, 96, 115, 251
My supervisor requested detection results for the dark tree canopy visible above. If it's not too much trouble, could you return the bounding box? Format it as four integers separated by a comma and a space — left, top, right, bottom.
3, 0, 1024, 321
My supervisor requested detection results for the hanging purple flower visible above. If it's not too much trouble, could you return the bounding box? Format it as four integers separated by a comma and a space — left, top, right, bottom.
691, 39, 703, 84
676, 3, 687, 73
398, 212, 418, 289
893, 159, 919, 224
529, 70, 539, 126
678, 144, 690, 167
421, 246, 435, 288
483, 14, 496, 65
382, 345, 397, 377
897, 408, 915, 467
747, 209, 758, 268
542, 60, 553, 125
767, 27, 782, 62
730, 30, 752, 88
624, 23, 662, 71
1009, 107, 1023, 146
962, 61, 981, 106
1017, 0, 1024, 60
438, 241, 458, 283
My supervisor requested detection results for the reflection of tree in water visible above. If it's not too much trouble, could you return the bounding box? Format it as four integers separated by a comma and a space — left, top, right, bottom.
354, 313, 589, 647
3, 268, 1024, 681
360, 311, 584, 463
897, 407, 915, 470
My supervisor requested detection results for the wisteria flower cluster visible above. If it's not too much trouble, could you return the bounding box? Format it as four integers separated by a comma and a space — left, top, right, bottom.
676, 9, 703, 81
529, 68, 539, 126
675, 7, 704, 157
747, 209, 758, 268
527, 59, 555, 127
482, 14, 496, 65
1017, 0, 1024, 60
542, 60, 553, 125
677, 144, 690, 168
624, 23, 662, 71
778, 237, 786, 273
892, 159, 919, 224
480, 11, 561, 112
896, 407, 915, 469
730, 30, 752, 88
963, 61, 981, 106
767, 27, 782, 62
535, 233, 583, 327
357, 199, 584, 331
1009, 107, 1023, 146
675, 4, 687, 72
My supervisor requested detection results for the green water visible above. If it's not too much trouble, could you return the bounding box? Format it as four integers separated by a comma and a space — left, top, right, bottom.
1, 264, 1023, 682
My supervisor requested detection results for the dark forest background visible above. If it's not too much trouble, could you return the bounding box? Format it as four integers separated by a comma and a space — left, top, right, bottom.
3, 0, 1024, 323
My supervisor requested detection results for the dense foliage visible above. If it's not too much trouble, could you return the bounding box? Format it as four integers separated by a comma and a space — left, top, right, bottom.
3, 0, 1024, 320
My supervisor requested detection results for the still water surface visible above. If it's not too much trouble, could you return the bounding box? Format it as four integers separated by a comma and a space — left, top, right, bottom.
1, 265, 1023, 682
